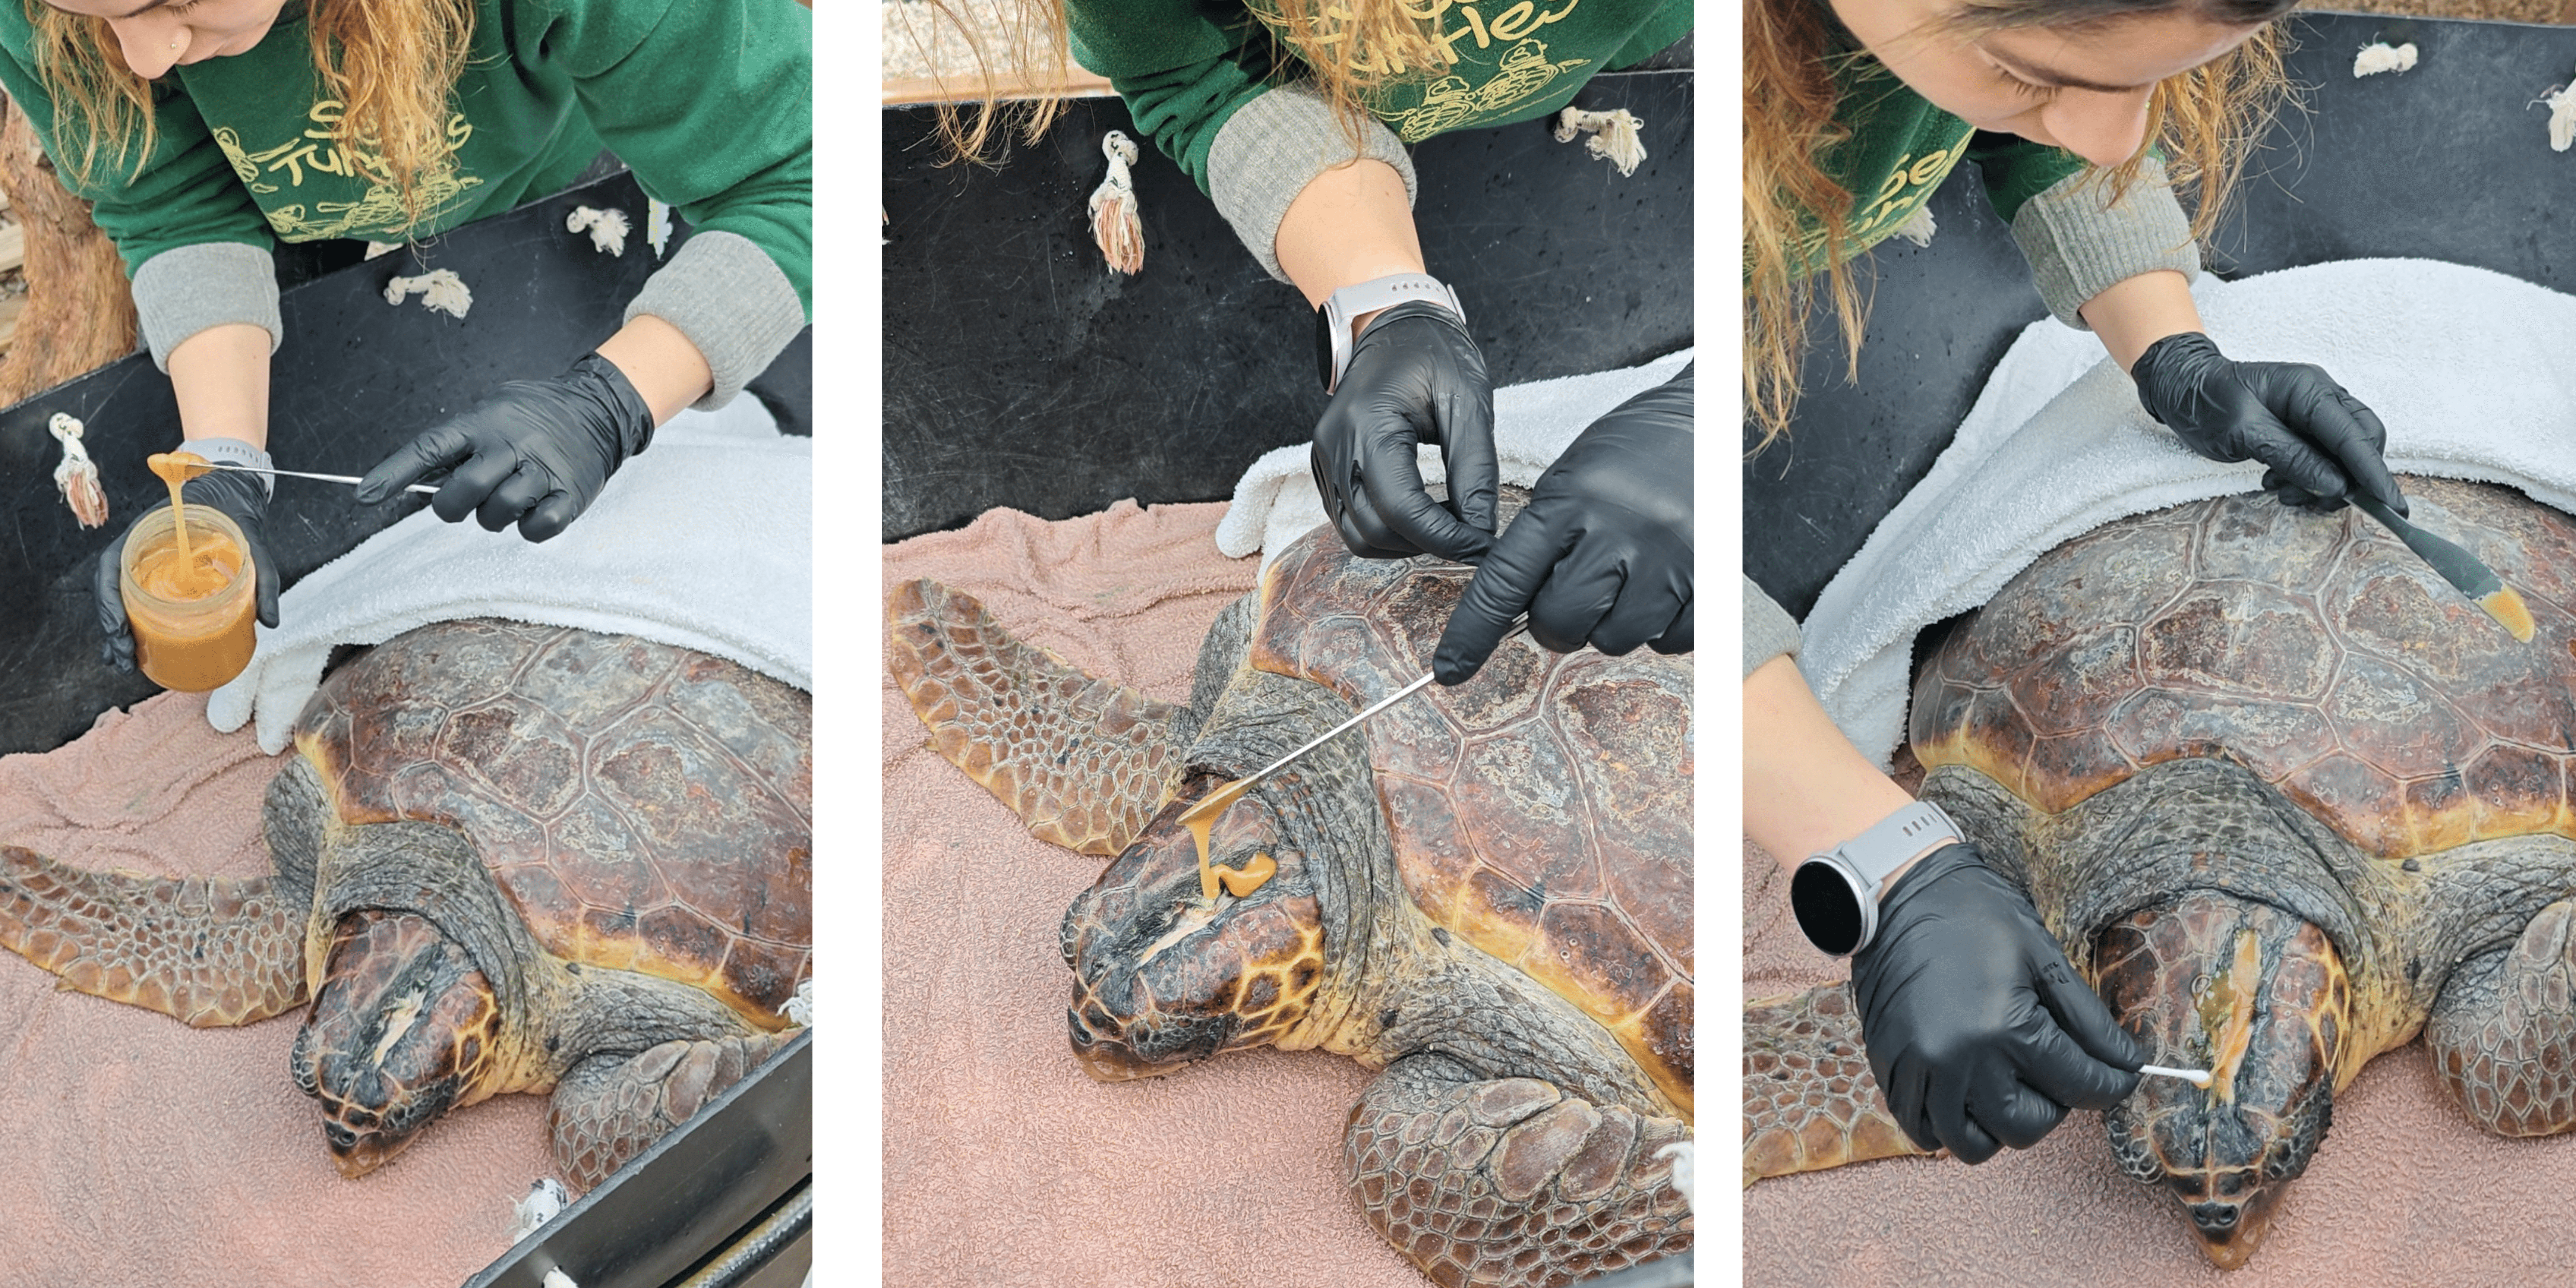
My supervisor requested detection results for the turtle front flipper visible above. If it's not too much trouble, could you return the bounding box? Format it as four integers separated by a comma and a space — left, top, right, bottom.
1344, 1053, 1692, 1287
0, 845, 306, 1027
887, 578, 1188, 856
550, 1031, 799, 1189
2430, 899, 2576, 1137
1742, 982, 1930, 1184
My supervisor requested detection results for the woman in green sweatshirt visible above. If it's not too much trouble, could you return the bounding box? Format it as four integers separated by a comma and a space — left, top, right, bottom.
1064, 0, 1695, 692
1743, 0, 2406, 1181
5, 0, 810, 674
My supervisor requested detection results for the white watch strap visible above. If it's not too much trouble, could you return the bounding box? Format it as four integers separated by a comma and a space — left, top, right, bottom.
1827, 801, 1963, 896
1321, 272, 1464, 393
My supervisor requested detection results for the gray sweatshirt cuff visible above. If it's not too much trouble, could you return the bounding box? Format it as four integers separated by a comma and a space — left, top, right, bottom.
1745, 575, 1802, 681
2010, 160, 2201, 330
185, 436, 274, 499
623, 230, 806, 411
1208, 81, 1418, 284
130, 242, 282, 372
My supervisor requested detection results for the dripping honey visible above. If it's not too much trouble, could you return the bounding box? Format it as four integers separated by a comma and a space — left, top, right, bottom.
1177, 778, 1275, 899
122, 452, 255, 692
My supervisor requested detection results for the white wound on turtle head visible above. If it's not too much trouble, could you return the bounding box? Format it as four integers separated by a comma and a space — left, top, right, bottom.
370, 988, 427, 1067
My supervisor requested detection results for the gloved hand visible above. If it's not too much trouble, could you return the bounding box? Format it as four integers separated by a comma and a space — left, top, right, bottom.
94, 461, 279, 672
1310, 300, 1497, 562
356, 353, 654, 542
1851, 842, 2144, 1163
2130, 331, 2406, 516
1432, 365, 1692, 685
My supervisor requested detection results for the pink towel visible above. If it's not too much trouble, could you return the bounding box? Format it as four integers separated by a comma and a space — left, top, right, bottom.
881, 500, 1419, 1287
0, 692, 550, 1287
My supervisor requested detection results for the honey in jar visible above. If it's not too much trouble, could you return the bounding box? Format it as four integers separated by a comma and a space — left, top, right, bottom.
120, 459, 256, 692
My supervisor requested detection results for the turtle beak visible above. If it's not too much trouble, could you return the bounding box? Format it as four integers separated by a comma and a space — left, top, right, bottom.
1066, 1007, 1158, 1082
323, 1117, 414, 1179
2187, 1187, 2287, 1270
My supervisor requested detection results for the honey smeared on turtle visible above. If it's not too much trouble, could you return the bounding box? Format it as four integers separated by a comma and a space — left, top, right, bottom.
2483, 585, 2537, 642
1177, 777, 1256, 900
2193, 929, 2265, 1105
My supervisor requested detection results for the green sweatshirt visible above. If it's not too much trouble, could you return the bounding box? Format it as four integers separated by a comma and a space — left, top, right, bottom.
1067, 0, 1691, 280
1794, 50, 2086, 277
0, 0, 811, 407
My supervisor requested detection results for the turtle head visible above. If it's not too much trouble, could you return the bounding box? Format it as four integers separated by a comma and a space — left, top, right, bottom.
2094, 891, 2349, 1270
291, 909, 503, 1179
1059, 774, 1326, 1081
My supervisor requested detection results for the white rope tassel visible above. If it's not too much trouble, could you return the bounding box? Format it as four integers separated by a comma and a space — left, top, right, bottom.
1890, 203, 1938, 248
1089, 130, 1145, 276
1553, 106, 1647, 177
566, 205, 630, 257
384, 268, 474, 319
2544, 72, 2576, 152
2352, 42, 2417, 78
780, 977, 813, 1027
48, 413, 107, 529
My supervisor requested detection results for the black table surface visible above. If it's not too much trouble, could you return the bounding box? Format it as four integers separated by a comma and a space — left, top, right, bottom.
883, 68, 1696, 543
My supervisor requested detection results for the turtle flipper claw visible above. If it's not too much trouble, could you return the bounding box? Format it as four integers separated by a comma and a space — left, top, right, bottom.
1743, 981, 1932, 1184
549, 1030, 798, 1190
0, 845, 306, 1027
1344, 1053, 1693, 1287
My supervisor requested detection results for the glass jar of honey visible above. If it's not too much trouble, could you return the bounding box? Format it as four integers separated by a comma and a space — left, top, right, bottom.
119, 504, 257, 692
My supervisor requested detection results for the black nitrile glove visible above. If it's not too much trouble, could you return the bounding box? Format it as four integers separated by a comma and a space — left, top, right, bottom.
1310, 300, 1497, 562
356, 352, 654, 542
94, 466, 279, 673
1851, 842, 2144, 1163
1432, 365, 1692, 685
2130, 331, 2406, 517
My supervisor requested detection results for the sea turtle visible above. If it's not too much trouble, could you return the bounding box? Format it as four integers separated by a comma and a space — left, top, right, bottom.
0, 619, 811, 1189
886, 515, 1695, 1288
1744, 476, 2576, 1268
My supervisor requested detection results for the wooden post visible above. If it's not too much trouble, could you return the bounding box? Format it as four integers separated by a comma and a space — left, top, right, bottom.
0, 94, 138, 406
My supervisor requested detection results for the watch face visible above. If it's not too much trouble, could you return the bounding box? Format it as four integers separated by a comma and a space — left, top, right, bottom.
1314, 303, 1336, 392
1791, 859, 1868, 957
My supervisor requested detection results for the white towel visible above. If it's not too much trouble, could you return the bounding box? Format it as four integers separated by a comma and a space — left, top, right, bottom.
207, 398, 813, 753
1797, 258, 2576, 769
1214, 347, 1695, 564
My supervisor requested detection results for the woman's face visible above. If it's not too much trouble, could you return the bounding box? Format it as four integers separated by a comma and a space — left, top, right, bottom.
40, 0, 288, 80
1830, 0, 2262, 168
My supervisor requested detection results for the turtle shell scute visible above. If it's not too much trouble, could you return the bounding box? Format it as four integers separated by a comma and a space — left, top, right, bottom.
292, 620, 812, 1024
1247, 534, 1695, 1112
1912, 480, 2576, 858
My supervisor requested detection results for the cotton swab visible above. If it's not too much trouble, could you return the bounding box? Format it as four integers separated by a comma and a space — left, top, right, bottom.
2141, 1063, 2215, 1089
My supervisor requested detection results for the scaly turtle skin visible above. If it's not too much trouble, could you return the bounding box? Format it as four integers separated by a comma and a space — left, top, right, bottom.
1744, 478, 2576, 1269
888, 514, 1694, 1288
0, 620, 811, 1187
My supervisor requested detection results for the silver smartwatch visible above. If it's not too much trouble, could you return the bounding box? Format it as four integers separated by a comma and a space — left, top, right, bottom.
1314, 272, 1465, 394
1790, 801, 1965, 957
